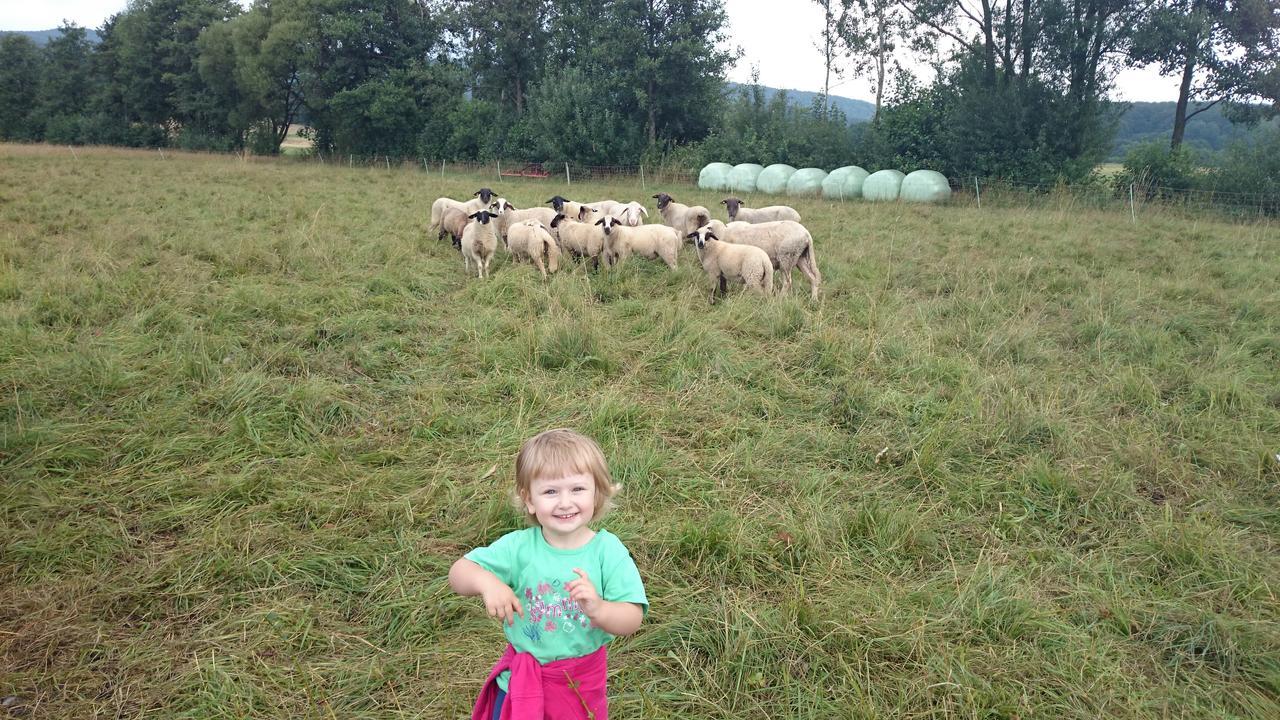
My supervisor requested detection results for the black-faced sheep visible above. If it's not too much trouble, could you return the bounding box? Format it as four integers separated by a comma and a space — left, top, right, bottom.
698, 219, 821, 300
721, 197, 802, 223
549, 213, 605, 271
546, 195, 595, 224
653, 192, 711, 239
507, 220, 560, 278
461, 210, 499, 279
430, 189, 498, 237
597, 216, 679, 270
687, 225, 774, 303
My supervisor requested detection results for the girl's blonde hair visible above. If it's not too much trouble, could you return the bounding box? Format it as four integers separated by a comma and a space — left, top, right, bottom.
514, 428, 617, 524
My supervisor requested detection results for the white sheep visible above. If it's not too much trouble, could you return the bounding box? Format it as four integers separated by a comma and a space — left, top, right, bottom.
614, 201, 648, 227
585, 200, 624, 218
697, 219, 821, 300
688, 225, 773, 302
653, 192, 711, 239
548, 213, 606, 271
495, 204, 557, 247
598, 216, 679, 270
430, 188, 499, 236
546, 195, 596, 224
720, 197, 802, 223
506, 220, 561, 278
460, 210, 500, 279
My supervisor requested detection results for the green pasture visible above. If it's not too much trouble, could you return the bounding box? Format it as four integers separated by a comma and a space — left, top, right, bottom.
1, 145, 1278, 718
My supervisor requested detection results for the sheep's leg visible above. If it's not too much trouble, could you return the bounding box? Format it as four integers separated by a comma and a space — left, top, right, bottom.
779, 262, 793, 295
718, 274, 728, 296
797, 252, 821, 300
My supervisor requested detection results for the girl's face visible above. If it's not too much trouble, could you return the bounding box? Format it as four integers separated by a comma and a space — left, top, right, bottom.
524, 472, 596, 548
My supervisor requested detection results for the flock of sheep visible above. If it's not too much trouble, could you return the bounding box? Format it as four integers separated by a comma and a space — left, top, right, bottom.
428, 188, 822, 302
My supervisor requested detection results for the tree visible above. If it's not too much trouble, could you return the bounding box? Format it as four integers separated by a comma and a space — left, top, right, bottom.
465, 0, 550, 115
37, 24, 96, 142
0, 35, 42, 141
1131, 0, 1280, 150
836, 0, 911, 124
198, 0, 306, 152
813, 0, 848, 114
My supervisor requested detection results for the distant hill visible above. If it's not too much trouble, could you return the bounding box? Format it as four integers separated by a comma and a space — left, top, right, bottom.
0, 28, 101, 46
724, 82, 876, 123
1109, 101, 1276, 159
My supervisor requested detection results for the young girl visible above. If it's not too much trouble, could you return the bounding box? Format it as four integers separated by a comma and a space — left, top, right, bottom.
449, 428, 648, 720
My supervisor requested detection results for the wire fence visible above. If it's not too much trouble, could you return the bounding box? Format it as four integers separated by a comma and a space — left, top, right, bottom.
286, 152, 1277, 221
46, 143, 1276, 222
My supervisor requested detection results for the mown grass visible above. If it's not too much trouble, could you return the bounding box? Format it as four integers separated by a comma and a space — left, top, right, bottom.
1, 143, 1278, 718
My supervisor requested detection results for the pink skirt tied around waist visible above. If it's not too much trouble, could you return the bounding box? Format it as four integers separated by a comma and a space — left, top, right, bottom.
471, 644, 609, 720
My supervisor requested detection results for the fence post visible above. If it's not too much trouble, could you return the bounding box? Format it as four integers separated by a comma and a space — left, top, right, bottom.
565, 162, 571, 186
69, 145, 79, 161
974, 177, 981, 209
158, 148, 165, 161
422, 158, 427, 173
1129, 183, 1136, 224
440, 159, 445, 179
640, 165, 645, 190
497, 160, 501, 181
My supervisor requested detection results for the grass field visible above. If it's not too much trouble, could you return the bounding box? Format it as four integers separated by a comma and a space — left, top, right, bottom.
1, 144, 1278, 719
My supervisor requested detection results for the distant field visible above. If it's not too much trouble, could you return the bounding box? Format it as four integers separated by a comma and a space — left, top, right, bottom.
1, 144, 1278, 718
280, 124, 311, 155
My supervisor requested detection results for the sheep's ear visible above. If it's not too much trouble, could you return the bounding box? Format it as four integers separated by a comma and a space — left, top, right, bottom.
504, 201, 514, 211
706, 232, 718, 241
639, 206, 648, 216
595, 218, 605, 226
468, 212, 480, 219
685, 231, 698, 239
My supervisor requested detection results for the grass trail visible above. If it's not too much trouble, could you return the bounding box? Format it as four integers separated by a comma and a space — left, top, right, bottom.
2, 145, 1278, 718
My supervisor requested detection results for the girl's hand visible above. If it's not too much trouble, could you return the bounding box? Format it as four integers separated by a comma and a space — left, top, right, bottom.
481, 583, 524, 626
566, 568, 602, 618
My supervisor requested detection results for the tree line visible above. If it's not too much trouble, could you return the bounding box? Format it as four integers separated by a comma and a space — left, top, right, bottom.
0, 0, 1275, 186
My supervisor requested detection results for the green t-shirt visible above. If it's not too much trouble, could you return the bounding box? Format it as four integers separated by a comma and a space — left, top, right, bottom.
465, 527, 648, 691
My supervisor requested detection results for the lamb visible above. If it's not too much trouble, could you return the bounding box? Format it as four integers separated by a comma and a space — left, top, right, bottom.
597, 216, 679, 270
506, 220, 561, 278
687, 225, 774, 302
697, 219, 821, 300
548, 213, 606, 271
653, 192, 711, 239
615, 201, 648, 227
430, 188, 499, 236
460, 210, 500, 279
495, 204, 557, 246
546, 195, 596, 223
720, 197, 801, 223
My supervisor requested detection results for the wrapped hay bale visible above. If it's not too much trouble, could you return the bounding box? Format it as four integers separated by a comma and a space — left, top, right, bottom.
863, 169, 906, 201
900, 170, 953, 203
729, 163, 765, 193
787, 168, 828, 197
698, 163, 734, 191
822, 166, 868, 199
755, 164, 797, 195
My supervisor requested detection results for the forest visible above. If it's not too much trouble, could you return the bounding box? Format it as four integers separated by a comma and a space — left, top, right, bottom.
0, 0, 1277, 190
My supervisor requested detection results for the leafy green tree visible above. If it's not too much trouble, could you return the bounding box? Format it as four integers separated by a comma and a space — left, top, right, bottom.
526, 65, 643, 164
36, 24, 96, 143
0, 35, 42, 141
1132, 0, 1280, 150
465, 0, 550, 115
198, 0, 306, 153
834, 0, 912, 124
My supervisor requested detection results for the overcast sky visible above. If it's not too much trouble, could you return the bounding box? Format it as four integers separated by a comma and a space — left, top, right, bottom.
2, 0, 1180, 102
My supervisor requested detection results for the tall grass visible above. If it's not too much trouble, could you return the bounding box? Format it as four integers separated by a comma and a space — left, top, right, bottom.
2, 144, 1278, 718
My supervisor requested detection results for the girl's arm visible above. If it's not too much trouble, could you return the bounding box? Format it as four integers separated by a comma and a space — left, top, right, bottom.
565, 568, 644, 636
584, 599, 644, 637
449, 558, 524, 625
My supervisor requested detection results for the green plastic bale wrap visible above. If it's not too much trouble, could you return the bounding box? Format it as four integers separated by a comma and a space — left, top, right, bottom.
822, 166, 866, 199
787, 168, 828, 197
698, 163, 734, 191
841, 166, 870, 199
729, 163, 765, 193
862, 169, 905, 201
900, 170, 953, 202
755, 164, 797, 195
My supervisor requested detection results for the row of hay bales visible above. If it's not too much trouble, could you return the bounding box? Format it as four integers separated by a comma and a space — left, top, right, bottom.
698, 163, 953, 203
